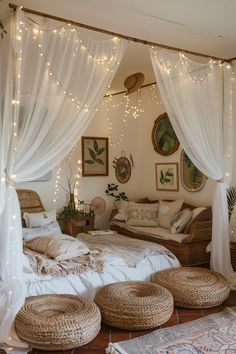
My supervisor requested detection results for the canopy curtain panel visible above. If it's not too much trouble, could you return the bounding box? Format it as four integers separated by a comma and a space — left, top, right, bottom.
0, 10, 127, 346
150, 48, 234, 284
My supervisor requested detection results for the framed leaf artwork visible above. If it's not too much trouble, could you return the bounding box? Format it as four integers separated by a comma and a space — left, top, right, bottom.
152, 113, 179, 156
155, 163, 179, 191
82, 136, 109, 176
180, 150, 207, 192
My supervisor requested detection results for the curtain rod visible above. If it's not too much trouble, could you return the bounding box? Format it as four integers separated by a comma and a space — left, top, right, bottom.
105, 81, 156, 97
9, 3, 230, 63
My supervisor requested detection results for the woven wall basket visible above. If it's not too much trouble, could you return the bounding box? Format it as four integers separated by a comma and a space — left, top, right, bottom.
95, 281, 173, 330
14, 294, 101, 351
153, 267, 230, 309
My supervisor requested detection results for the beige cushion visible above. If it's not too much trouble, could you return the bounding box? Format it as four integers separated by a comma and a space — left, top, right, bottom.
23, 210, 57, 228
170, 209, 192, 234
126, 203, 158, 227
24, 234, 90, 261
113, 200, 135, 221
158, 199, 184, 229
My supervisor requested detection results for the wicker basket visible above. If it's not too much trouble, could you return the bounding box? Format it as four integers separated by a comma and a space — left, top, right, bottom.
153, 267, 230, 309
95, 281, 173, 330
14, 294, 101, 351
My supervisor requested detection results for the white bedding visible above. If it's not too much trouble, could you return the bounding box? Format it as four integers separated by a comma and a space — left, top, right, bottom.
23, 233, 180, 300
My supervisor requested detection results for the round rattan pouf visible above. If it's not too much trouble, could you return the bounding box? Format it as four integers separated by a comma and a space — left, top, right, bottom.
94, 281, 173, 330
14, 294, 101, 351
153, 267, 230, 309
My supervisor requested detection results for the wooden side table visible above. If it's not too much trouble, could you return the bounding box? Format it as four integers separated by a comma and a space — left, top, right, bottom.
63, 215, 95, 236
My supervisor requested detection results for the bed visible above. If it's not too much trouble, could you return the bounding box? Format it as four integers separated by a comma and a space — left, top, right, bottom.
17, 189, 180, 300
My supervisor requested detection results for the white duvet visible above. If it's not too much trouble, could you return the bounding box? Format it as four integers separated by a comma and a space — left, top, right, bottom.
23, 233, 180, 300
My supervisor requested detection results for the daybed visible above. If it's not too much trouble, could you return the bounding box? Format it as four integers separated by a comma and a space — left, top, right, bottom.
110, 199, 212, 267
17, 189, 180, 300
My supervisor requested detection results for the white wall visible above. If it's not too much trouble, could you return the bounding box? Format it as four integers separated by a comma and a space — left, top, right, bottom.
17, 84, 219, 228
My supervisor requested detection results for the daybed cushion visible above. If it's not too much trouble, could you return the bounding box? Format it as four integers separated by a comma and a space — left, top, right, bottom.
111, 221, 188, 243
158, 199, 184, 229
126, 203, 158, 227
24, 234, 90, 261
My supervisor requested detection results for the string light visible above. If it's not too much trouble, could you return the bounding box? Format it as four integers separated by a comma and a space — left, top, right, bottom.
150, 47, 225, 82
74, 160, 82, 208
104, 84, 161, 146
20, 20, 118, 114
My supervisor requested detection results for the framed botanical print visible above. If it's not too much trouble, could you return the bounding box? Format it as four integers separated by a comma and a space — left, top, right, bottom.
180, 150, 207, 192
155, 162, 179, 191
152, 113, 179, 156
82, 136, 109, 176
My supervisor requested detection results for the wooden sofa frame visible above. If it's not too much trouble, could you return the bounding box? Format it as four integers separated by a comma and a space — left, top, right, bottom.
110, 203, 212, 267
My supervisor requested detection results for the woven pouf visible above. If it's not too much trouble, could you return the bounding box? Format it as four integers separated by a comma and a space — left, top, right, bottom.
153, 267, 230, 309
14, 294, 101, 351
95, 281, 173, 330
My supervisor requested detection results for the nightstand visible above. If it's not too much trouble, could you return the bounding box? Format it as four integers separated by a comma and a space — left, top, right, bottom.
63, 215, 95, 236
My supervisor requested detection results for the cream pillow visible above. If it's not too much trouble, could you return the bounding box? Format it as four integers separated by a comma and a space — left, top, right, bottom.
158, 199, 184, 229
24, 234, 90, 261
170, 209, 192, 234
126, 203, 158, 227
23, 210, 57, 228
113, 200, 135, 221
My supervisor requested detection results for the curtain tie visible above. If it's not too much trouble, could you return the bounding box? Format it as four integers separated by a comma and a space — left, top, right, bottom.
217, 178, 224, 183
4, 171, 16, 186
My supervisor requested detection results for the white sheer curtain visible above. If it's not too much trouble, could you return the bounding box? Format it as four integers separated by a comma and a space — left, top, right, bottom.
150, 48, 234, 281
0, 10, 127, 346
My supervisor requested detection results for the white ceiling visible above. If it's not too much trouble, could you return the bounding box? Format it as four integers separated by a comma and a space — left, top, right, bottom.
1, 0, 235, 92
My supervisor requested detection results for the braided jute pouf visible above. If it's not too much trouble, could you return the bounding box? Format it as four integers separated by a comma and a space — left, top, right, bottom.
14, 294, 101, 351
95, 281, 173, 330
153, 267, 230, 309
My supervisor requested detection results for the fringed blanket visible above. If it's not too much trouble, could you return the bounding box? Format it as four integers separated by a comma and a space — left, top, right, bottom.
24, 247, 105, 277
24, 232, 177, 278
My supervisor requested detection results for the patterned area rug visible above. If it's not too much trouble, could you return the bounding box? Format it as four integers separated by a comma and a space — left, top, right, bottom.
107, 307, 236, 354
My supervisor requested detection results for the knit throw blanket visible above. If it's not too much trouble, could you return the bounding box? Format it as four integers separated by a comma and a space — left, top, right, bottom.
24, 232, 177, 277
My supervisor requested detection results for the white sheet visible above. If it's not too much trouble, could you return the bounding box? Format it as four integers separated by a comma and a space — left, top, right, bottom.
23, 233, 180, 300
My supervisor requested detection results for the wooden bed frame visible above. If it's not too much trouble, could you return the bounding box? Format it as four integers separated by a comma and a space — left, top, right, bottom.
16, 189, 45, 225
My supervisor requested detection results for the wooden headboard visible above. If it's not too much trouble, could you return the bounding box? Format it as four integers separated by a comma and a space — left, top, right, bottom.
16, 189, 45, 225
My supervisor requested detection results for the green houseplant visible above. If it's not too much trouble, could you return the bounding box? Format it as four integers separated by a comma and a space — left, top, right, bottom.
105, 183, 128, 201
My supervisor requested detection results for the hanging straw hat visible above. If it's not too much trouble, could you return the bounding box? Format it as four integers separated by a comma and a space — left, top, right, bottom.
124, 72, 145, 95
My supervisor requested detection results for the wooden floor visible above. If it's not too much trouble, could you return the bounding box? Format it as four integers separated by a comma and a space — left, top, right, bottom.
29, 291, 236, 354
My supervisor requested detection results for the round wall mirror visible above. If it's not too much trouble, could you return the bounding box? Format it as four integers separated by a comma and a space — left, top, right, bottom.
180, 150, 207, 192
151, 112, 179, 156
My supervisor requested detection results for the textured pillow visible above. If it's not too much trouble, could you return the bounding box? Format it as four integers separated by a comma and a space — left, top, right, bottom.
22, 221, 62, 241
23, 210, 57, 228
158, 199, 184, 229
24, 234, 90, 261
126, 203, 158, 227
113, 200, 134, 221
170, 209, 192, 234
184, 207, 211, 234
